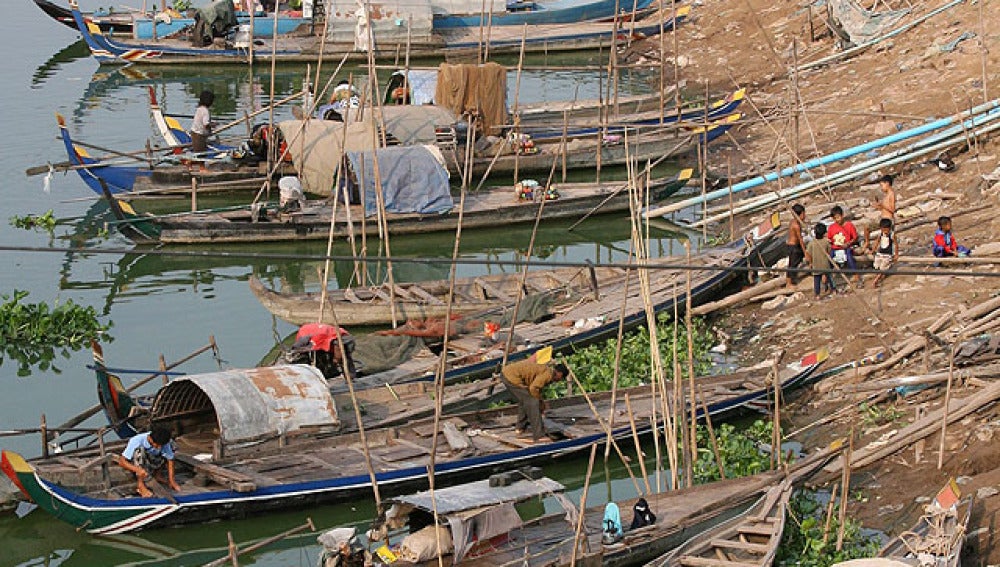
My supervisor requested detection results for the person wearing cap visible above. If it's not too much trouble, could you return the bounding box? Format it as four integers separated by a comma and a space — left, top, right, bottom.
500, 357, 568, 443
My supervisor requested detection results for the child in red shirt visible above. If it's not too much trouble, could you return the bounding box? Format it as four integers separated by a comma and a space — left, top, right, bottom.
827, 205, 862, 288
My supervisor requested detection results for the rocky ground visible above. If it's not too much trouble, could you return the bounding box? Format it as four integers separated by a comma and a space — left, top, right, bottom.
631, 0, 1000, 562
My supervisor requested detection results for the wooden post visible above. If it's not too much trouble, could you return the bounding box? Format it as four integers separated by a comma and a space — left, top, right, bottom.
159, 354, 168, 386
190, 178, 198, 212
97, 429, 111, 490
512, 24, 527, 185
685, 242, 697, 483
938, 345, 956, 469
822, 482, 838, 545
792, 38, 801, 161
625, 394, 652, 494
698, 387, 725, 480
227, 531, 240, 567
671, 0, 680, 114
978, 0, 988, 103
570, 443, 598, 566
604, 262, 634, 463
773, 354, 782, 467
835, 430, 853, 552
40, 414, 49, 459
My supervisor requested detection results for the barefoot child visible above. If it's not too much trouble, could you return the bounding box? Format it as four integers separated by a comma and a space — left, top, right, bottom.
868, 218, 898, 288
786, 204, 807, 288
806, 223, 836, 298
117, 425, 181, 497
827, 205, 863, 288
932, 216, 971, 258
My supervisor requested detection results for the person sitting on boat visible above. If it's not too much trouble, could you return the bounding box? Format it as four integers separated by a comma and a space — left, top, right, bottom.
630, 497, 656, 530
317, 81, 361, 120
117, 425, 181, 498
499, 356, 568, 443
278, 176, 306, 214
286, 323, 358, 380
189, 90, 215, 153
602, 502, 624, 544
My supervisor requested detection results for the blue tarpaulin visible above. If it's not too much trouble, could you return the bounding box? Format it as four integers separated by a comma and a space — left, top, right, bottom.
347, 146, 453, 217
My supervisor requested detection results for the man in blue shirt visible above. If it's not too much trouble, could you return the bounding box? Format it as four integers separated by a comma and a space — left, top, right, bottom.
117, 425, 181, 497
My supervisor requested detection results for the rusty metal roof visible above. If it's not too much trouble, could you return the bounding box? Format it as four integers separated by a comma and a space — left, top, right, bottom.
150, 365, 340, 445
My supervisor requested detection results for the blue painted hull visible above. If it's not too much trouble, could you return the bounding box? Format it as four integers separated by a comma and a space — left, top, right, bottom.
27, 355, 823, 533
70, 2, 684, 64
132, 14, 310, 40
57, 116, 152, 196
434, 0, 654, 28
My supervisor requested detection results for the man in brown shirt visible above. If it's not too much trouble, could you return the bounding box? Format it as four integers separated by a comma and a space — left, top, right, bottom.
500, 359, 569, 442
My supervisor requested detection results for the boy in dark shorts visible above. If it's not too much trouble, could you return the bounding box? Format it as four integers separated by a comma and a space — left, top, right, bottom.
786, 204, 807, 288
806, 223, 836, 298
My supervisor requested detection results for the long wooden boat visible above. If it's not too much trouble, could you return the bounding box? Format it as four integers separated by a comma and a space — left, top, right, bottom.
69, 0, 684, 65
338, 219, 785, 392
644, 479, 792, 567
94, 348, 508, 441
0, 349, 826, 534
369, 440, 836, 566
32, 0, 132, 33
55, 113, 290, 197
249, 258, 634, 326
105, 165, 693, 244
433, 0, 656, 28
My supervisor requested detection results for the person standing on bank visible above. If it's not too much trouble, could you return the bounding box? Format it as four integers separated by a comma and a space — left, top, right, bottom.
190, 90, 215, 153
500, 357, 568, 443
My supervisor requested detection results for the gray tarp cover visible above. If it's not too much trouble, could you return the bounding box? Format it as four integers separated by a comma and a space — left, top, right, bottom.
340, 105, 458, 145
829, 0, 909, 45
387, 477, 564, 515
346, 145, 453, 216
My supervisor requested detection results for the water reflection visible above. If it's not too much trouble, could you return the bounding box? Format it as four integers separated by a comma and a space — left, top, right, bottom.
30, 39, 90, 88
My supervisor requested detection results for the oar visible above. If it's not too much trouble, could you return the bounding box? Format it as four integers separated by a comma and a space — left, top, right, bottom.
26, 160, 73, 177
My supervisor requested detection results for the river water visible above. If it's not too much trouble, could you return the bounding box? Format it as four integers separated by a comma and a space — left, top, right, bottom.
0, 2, 699, 564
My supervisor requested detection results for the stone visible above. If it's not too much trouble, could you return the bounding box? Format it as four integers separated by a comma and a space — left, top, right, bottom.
976, 486, 999, 499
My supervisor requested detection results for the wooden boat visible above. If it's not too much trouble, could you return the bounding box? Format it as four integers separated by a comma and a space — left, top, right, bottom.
644, 479, 793, 567
368, 440, 836, 566
335, 219, 785, 392
55, 113, 290, 197
249, 258, 634, 326
878, 479, 973, 567
104, 161, 694, 244
432, 0, 656, 28
0, 349, 824, 534
32, 0, 132, 33
94, 348, 508, 441
69, 0, 684, 65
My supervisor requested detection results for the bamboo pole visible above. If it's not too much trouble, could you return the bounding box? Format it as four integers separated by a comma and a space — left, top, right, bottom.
835, 429, 853, 551
264, 6, 279, 192
569, 443, 598, 567
685, 242, 697, 484
822, 482, 839, 545
698, 387, 725, 479
937, 345, 956, 469
624, 394, 652, 494
671, 0, 680, 113
671, 278, 681, 491
227, 531, 240, 567
204, 519, 316, 567
512, 24, 527, 185
566, 368, 642, 495
604, 257, 634, 463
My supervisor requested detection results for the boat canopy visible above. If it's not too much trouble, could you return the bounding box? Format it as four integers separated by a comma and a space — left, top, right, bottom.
278, 119, 377, 195
346, 145, 453, 216
385, 69, 439, 106
324, 0, 434, 48
379, 477, 565, 562
341, 105, 458, 145
149, 365, 340, 446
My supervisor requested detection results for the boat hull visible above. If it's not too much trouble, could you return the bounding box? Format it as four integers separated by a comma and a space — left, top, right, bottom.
1, 352, 823, 534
